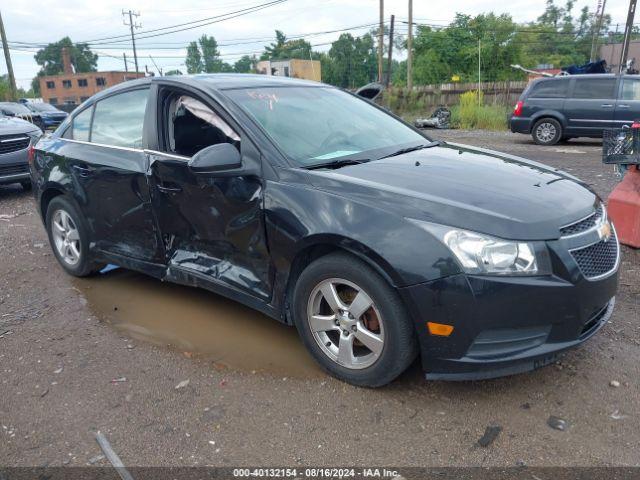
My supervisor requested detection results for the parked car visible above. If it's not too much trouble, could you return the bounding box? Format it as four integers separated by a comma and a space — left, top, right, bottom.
0, 102, 46, 131
0, 115, 42, 189
22, 101, 68, 129
31, 75, 619, 386
510, 74, 640, 145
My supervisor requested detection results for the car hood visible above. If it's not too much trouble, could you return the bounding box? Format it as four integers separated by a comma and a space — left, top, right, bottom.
0, 116, 41, 135
307, 142, 597, 240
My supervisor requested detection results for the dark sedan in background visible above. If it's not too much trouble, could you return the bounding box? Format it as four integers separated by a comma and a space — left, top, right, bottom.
0, 102, 46, 131
22, 101, 68, 129
0, 115, 41, 189
30, 75, 619, 386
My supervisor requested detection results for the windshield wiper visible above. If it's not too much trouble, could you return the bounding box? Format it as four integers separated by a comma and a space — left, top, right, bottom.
305, 158, 371, 170
379, 141, 440, 159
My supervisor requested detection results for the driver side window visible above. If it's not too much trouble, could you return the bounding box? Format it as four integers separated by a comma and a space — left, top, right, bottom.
163, 93, 240, 157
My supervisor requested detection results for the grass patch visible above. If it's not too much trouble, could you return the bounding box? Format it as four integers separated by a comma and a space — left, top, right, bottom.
450, 91, 509, 130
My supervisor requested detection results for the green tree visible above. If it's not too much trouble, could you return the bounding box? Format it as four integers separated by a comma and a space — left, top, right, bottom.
186, 41, 203, 74
186, 35, 234, 74
322, 33, 377, 88
165, 69, 183, 76
233, 55, 256, 73
34, 37, 97, 75
262, 30, 314, 60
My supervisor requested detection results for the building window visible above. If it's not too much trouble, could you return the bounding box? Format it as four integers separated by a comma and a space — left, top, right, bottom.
80, 96, 90, 102
62, 80, 72, 89
46, 81, 55, 89
49, 98, 58, 105
64, 97, 77, 105
96, 77, 106, 87
78, 78, 88, 87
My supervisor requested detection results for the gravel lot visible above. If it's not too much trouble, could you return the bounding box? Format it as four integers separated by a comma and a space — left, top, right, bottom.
0, 130, 638, 468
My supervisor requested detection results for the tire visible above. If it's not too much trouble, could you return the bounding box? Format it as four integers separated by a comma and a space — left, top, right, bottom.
20, 180, 31, 191
292, 252, 418, 387
45, 196, 102, 277
532, 118, 562, 145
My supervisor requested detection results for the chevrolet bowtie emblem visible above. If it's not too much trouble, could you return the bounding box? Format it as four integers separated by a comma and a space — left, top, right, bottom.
598, 222, 612, 242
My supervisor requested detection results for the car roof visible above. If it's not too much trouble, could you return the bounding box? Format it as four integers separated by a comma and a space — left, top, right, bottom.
87, 74, 324, 103
186, 73, 323, 89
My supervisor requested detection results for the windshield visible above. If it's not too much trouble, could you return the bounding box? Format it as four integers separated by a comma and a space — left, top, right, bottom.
0, 103, 31, 115
224, 86, 427, 166
27, 103, 59, 112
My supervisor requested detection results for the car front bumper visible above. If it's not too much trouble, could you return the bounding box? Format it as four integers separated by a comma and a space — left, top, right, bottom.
399, 267, 618, 381
0, 147, 30, 185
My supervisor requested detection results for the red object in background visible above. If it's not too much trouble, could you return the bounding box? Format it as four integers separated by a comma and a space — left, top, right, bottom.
608, 167, 640, 248
513, 101, 523, 117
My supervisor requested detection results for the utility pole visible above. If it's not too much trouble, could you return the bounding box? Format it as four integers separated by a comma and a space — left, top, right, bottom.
590, 0, 607, 62
0, 10, 17, 99
123, 52, 128, 72
122, 10, 141, 74
378, 0, 384, 83
619, 0, 637, 74
385, 15, 395, 87
478, 39, 482, 106
407, 0, 413, 90
149, 55, 163, 76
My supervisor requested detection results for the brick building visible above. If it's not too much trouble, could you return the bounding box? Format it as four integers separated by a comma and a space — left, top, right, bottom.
39, 48, 144, 106
39, 71, 145, 106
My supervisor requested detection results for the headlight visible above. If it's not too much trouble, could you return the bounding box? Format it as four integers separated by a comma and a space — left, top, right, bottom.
409, 220, 545, 276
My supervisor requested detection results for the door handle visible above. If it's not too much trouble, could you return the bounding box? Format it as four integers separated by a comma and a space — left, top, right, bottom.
157, 184, 182, 194
618, 104, 631, 108
601, 104, 614, 108
72, 164, 94, 177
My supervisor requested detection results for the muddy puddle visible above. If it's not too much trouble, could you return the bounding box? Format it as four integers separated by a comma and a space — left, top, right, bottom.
73, 268, 322, 377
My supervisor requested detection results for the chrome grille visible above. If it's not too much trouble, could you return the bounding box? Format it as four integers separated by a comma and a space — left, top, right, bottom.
570, 228, 619, 279
0, 135, 30, 155
560, 204, 604, 236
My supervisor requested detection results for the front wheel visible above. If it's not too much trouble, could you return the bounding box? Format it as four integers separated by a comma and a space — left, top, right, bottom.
532, 118, 562, 145
293, 253, 418, 387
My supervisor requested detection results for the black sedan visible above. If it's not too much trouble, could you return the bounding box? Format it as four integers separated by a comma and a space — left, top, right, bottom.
29, 75, 619, 386
0, 102, 45, 131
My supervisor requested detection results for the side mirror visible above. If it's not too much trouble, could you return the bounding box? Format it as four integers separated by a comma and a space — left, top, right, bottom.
188, 143, 241, 174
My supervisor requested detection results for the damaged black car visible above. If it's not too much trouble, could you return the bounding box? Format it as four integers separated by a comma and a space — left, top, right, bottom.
30, 75, 619, 386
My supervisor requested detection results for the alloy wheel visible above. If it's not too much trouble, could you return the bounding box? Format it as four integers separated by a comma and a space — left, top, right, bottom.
51, 209, 81, 266
536, 122, 557, 144
306, 278, 385, 369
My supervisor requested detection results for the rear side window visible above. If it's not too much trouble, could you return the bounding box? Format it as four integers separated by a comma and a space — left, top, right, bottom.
621, 79, 640, 101
572, 78, 616, 99
71, 107, 92, 142
91, 89, 149, 148
529, 80, 568, 98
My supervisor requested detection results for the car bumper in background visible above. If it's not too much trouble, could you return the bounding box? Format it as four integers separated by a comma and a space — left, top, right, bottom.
399, 268, 618, 381
510, 116, 531, 134
0, 147, 30, 185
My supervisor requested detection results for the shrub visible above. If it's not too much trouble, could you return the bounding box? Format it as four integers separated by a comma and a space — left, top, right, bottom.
451, 90, 509, 130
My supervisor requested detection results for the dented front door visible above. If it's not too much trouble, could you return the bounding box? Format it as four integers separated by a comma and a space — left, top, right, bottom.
147, 149, 272, 301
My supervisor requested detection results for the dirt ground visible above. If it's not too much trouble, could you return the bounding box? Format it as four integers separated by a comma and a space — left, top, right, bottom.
1, 130, 639, 468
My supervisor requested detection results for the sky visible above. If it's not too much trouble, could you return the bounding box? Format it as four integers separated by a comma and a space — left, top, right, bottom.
1, 0, 632, 89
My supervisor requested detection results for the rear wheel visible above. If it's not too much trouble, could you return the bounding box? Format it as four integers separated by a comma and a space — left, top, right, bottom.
45, 196, 103, 277
293, 253, 418, 387
532, 118, 562, 145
